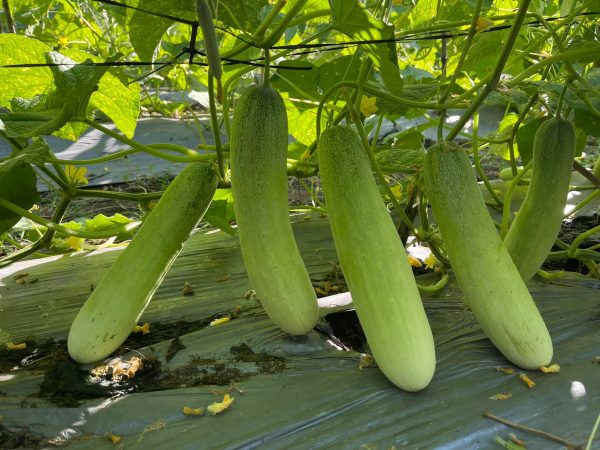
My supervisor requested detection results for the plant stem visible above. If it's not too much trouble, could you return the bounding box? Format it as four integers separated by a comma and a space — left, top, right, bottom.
342, 89, 421, 240
573, 160, 600, 189
472, 111, 504, 208
446, 0, 533, 141
259, 0, 308, 48
207, 73, 225, 179
500, 160, 532, 238
482, 411, 584, 450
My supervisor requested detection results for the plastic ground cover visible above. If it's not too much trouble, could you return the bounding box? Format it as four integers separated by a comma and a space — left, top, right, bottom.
0, 217, 599, 449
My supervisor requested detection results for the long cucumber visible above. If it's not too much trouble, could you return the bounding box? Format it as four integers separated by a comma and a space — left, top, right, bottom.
68, 162, 218, 364
504, 117, 576, 281
230, 84, 319, 335
318, 125, 435, 391
423, 142, 552, 369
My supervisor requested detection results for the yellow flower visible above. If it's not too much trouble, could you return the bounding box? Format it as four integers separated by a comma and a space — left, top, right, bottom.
407, 255, 422, 268
360, 95, 378, 117
57, 36, 69, 47
207, 394, 234, 415
133, 323, 150, 334
64, 236, 85, 252
106, 433, 121, 444
65, 165, 88, 186
424, 253, 437, 270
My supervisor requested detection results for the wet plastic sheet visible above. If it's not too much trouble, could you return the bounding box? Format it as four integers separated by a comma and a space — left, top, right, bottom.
0, 217, 599, 449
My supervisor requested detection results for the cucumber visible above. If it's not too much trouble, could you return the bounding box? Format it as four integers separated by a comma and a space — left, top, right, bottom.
503, 117, 576, 281
318, 126, 435, 391
68, 163, 218, 364
423, 142, 552, 369
195, 0, 222, 81
498, 166, 530, 181
230, 84, 319, 335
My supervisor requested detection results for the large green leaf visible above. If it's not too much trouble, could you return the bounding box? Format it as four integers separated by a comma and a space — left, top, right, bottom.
271, 60, 319, 102
317, 55, 361, 92
218, 0, 269, 33
329, 0, 403, 95
0, 34, 53, 106
0, 159, 40, 235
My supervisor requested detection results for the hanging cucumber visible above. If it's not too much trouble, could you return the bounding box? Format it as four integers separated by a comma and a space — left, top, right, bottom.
504, 117, 576, 281
318, 126, 435, 391
68, 163, 218, 364
230, 84, 319, 335
423, 142, 552, 370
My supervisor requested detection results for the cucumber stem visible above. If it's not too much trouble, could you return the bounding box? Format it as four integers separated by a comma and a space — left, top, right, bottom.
500, 160, 532, 239
208, 73, 225, 180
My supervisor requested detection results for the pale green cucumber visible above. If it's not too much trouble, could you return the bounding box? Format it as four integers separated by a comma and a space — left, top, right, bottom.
230, 84, 319, 335
68, 163, 218, 364
504, 117, 576, 281
318, 126, 435, 391
423, 142, 552, 369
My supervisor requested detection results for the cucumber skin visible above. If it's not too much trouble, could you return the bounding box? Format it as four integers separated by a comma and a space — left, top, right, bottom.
504, 118, 576, 281
68, 163, 218, 364
230, 85, 319, 335
318, 126, 435, 391
423, 142, 552, 369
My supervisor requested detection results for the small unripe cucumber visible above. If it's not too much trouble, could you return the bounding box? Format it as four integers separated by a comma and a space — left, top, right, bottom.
423, 142, 552, 369
68, 163, 218, 364
230, 85, 319, 335
318, 126, 435, 391
504, 117, 576, 281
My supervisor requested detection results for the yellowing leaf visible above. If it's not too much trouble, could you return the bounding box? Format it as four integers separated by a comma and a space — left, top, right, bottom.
106, 433, 121, 444
407, 255, 422, 268
540, 363, 560, 373
65, 165, 88, 186
182, 406, 204, 416
489, 393, 512, 400
64, 236, 85, 252
519, 373, 536, 388
476, 17, 494, 32
6, 342, 26, 350
210, 317, 231, 327
495, 366, 516, 374
207, 394, 234, 415
133, 323, 150, 334
360, 95, 378, 117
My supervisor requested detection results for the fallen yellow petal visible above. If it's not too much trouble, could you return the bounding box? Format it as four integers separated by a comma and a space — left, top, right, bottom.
182, 406, 204, 416
133, 323, 150, 334
519, 373, 536, 388
207, 394, 234, 415
106, 433, 121, 444
495, 366, 515, 374
540, 363, 560, 373
210, 317, 231, 327
6, 342, 26, 350
358, 353, 377, 370
407, 255, 423, 268
489, 393, 512, 400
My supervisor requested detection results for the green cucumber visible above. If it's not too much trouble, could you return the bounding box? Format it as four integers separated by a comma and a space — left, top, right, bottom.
230, 84, 319, 335
318, 126, 435, 391
195, 0, 222, 81
68, 163, 218, 364
503, 117, 576, 281
423, 142, 552, 369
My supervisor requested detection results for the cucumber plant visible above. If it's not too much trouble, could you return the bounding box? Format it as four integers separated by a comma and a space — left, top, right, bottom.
229, 84, 319, 335
318, 125, 435, 391
68, 162, 218, 364
422, 142, 553, 369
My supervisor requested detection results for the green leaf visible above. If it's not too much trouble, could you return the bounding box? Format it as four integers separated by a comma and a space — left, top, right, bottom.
0, 34, 53, 107
271, 60, 319, 102
515, 116, 547, 165
489, 113, 519, 161
317, 55, 360, 92
126, 0, 195, 61
62, 48, 140, 138
204, 189, 236, 236
218, 0, 269, 33
329, 0, 403, 95
13, 138, 53, 166
0, 159, 41, 235
84, 213, 132, 232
